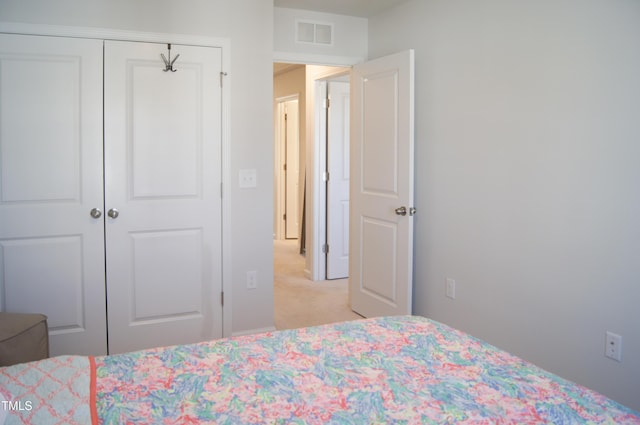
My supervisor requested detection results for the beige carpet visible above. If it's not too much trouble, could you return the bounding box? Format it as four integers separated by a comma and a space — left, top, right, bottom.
274, 239, 363, 330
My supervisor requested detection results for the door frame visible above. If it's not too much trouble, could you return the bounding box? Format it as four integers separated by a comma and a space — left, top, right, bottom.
0, 22, 233, 338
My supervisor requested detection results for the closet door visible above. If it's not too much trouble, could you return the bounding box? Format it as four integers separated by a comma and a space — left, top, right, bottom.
104, 41, 223, 354
0, 34, 107, 355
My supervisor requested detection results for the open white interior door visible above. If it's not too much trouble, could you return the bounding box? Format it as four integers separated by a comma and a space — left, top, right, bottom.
284, 99, 300, 239
326, 81, 351, 279
349, 50, 415, 318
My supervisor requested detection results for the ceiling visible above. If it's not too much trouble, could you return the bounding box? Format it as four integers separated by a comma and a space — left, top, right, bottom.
273, 0, 408, 18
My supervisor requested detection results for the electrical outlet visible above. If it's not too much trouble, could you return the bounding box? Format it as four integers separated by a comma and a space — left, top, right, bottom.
445, 278, 456, 299
239, 169, 257, 188
246, 271, 257, 290
605, 331, 622, 362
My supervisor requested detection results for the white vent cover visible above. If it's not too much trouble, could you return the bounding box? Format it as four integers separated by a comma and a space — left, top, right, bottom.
296, 20, 333, 45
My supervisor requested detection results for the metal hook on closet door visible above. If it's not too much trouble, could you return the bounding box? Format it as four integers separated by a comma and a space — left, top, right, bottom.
161, 43, 180, 72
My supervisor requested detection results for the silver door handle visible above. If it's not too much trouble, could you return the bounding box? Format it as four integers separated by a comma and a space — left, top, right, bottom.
395, 206, 407, 216
107, 208, 120, 219
90, 208, 102, 219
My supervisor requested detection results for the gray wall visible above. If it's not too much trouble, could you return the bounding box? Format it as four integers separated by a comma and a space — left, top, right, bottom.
370, 0, 640, 410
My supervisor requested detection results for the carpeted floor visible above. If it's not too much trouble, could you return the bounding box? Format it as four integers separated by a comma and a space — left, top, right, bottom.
274, 239, 363, 330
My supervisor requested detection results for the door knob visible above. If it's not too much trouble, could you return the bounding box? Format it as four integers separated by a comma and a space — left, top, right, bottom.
90, 208, 102, 219
107, 208, 120, 219
395, 206, 407, 216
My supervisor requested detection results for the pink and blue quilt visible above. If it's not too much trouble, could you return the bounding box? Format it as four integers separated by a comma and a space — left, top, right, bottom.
2, 316, 639, 424
94, 316, 638, 424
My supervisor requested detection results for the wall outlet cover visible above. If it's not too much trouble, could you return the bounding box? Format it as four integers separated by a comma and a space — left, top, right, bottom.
239, 169, 257, 188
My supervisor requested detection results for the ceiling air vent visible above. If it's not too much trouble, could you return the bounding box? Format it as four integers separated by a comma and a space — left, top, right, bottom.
296, 20, 333, 46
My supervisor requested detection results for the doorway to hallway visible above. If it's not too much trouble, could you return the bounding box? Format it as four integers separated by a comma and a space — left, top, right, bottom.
273, 239, 361, 330
273, 64, 356, 329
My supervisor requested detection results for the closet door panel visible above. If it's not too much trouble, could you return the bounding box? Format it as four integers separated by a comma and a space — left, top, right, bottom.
104, 40, 223, 354
1, 54, 79, 201
130, 64, 201, 198
0, 34, 107, 356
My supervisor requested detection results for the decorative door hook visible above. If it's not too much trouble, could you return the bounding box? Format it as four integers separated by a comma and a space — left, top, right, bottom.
161, 44, 180, 72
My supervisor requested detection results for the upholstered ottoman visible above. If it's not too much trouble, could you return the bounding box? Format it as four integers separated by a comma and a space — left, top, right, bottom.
0, 313, 49, 366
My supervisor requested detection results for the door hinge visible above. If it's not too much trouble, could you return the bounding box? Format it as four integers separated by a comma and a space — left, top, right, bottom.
221, 291, 224, 306
283, 213, 286, 221
323, 98, 330, 109
220, 182, 223, 198
284, 163, 287, 171
285, 113, 288, 121
322, 244, 329, 254
323, 171, 330, 182
220, 71, 227, 87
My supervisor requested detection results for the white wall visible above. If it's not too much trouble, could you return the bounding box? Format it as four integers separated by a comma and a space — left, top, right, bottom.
274, 7, 367, 65
0, 0, 275, 336
369, 0, 640, 411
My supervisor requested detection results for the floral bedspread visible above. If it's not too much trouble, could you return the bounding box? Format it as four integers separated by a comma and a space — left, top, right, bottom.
94, 316, 640, 424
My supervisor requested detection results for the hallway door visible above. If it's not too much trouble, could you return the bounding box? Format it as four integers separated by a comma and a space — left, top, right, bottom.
326, 81, 350, 279
284, 99, 300, 239
350, 50, 415, 318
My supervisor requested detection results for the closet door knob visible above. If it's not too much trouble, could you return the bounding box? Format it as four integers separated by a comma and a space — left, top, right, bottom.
395, 206, 407, 216
90, 208, 102, 219
107, 208, 120, 219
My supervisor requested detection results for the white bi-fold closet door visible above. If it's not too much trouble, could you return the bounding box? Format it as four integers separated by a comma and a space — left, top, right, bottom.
0, 34, 107, 356
104, 40, 223, 355
0, 33, 223, 356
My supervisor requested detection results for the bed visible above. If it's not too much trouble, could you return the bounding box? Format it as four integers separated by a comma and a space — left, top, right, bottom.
1, 316, 638, 424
